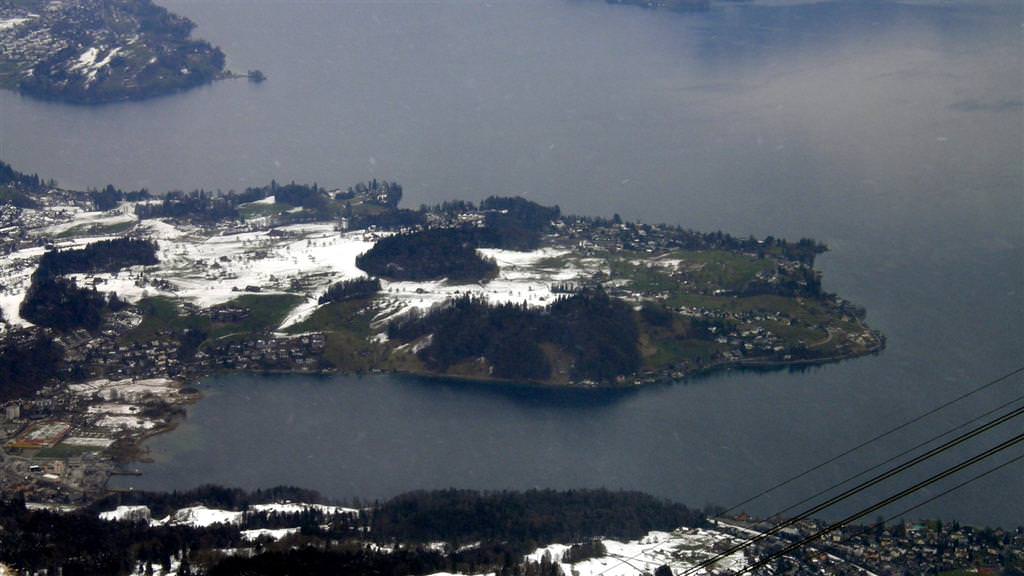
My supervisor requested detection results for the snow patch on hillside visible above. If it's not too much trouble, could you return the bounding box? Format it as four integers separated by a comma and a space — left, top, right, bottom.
526, 529, 746, 576
373, 247, 604, 326
159, 506, 244, 527
241, 527, 300, 541
34, 208, 136, 236
0, 206, 617, 347
0, 246, 40, 327
68, 46, 123, 82
154, 226, 375, 309
99, 505, 152, 522
249, 502, 359, 515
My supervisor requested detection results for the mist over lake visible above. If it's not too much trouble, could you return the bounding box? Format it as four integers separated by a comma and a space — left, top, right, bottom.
2, 0, 1020, 525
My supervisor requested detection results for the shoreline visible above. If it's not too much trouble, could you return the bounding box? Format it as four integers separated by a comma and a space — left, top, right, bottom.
112, 336, 886, 479
3, 82, 215, 107
0, 69, 256, 107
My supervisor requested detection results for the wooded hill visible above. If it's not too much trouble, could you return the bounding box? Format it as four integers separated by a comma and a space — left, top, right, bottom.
356, 228, 499, 283
1, 487, 704, 576
387, 289, 641, 382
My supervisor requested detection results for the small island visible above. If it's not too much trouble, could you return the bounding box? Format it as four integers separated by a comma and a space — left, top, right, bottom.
0, 159, 883, 501
0, 0, 235, 104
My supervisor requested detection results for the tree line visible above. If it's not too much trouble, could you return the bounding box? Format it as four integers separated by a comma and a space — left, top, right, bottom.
136, 190, 240, 223
318, 277, 381, 305
35, 237, 159, 277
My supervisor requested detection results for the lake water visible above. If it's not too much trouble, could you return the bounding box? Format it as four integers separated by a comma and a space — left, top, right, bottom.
1, 0, 1021, 525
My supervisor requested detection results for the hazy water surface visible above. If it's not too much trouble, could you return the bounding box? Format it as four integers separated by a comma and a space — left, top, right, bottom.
1, 0, 1020, 525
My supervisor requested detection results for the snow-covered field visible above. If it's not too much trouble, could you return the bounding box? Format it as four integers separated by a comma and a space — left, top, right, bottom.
86, 403, 141, 415
34, 206, 136, 237
157, 505, 245, 528
526, 529, 747, 576
85, 402, 157, 430
152, 222, 375, 309
61, 436, 115, 448
249, 502, 358, 515
99, 505, 152, 522
94, 414, 158, 431
68, 378, 179, 402
0, 244, 44, 327
371, 247, 606, 327
240, 527, 300, 542
1, 204, 608, 338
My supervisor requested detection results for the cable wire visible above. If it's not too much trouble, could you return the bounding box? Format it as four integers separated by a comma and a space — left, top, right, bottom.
590, 366, 1024, 576
769, 391, 1024, 521
678, 402, 1024, 576
733, 432, 1024, 575
837, 450, 1024, 548
722, 365, 1024, 517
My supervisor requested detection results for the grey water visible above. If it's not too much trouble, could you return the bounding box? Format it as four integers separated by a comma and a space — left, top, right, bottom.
1, 0, 1020, 525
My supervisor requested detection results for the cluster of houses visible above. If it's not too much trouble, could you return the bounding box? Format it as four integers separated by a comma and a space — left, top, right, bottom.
830, 520, 1024, 573
0, 8, 65, 80
70, 328, 183, 379
194, 333, 327, 372
55, 315, 330, 381
721, 517, 1024, 575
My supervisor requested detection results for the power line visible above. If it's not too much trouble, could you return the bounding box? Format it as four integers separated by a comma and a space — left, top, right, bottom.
593, 364, 1024, 569
837, 450, 1024, 548
678, 402, 1024, 576
734, 432, 1024, 575
722, 364, 1024, 517
769, 391, 1024, 521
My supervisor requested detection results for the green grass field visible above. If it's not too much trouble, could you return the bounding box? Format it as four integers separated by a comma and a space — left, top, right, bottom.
207, 294, 304, 340
35, 444, 102, 459
670, 250, 775, 292
239, 202, 289, 219
127, 293, 304, 345
643, 337, 725, 370
124, 296, 210, 342
286, 299, 373, 337
609, 258, 680, 294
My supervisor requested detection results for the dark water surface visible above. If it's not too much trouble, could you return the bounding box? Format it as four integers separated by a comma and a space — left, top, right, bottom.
1, 0, 1020, 524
